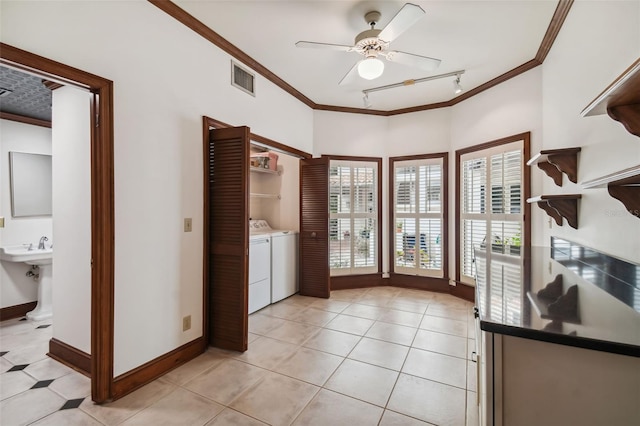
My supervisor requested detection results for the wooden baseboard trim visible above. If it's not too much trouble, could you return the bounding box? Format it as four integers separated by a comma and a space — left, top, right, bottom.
112, 337, 207, 400
0, 302, 37, 321
48, 338, 91, 377
450, 282, 476, 302
389, 274, 450, 293
331, 274, 383, 290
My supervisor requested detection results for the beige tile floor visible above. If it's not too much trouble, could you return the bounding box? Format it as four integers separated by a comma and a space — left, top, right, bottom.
0, 286, 480, 426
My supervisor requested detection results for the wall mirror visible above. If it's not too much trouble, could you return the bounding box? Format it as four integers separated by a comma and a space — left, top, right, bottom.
9, 151, 52, 217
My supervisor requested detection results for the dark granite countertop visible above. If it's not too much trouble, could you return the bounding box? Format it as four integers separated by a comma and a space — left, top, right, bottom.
474, 238, 640, 357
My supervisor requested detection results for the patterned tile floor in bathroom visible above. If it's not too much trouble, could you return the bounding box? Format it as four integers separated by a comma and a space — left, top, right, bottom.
0, 286, 479, 425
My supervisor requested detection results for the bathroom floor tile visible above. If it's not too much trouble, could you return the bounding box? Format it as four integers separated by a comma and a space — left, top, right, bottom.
24, 357, 75, 381
184, 359, 267, 406
230, 372, 319, 426
0, 388, 65, 426
302, 328, 362, 357
387, 374, 466, 426
292, 389, 384, 426
402, 348, 467, 389
0, 370, 37, 400
31, 408, 103, 425
324, 359, 398, 407
348, 337, 409, 371
48, 371, 91, 400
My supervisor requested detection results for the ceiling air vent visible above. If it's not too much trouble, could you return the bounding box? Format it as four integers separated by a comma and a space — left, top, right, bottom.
0, 87, 14, 98
231, 61, 255, 96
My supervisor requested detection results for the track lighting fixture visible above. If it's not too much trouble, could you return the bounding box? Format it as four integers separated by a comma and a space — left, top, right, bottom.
362, 92, 372, 108
360, 70, 466, 108
453, 74, 463, 94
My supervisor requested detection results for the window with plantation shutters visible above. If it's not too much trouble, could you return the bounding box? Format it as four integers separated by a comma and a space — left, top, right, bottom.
329, 160, 378, 276
392, 157, 444, 277
460, 139, 525, 323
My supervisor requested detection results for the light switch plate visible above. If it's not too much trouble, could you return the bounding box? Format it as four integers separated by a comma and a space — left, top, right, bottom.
0, 217, 4, 228
184, 218, 192, 232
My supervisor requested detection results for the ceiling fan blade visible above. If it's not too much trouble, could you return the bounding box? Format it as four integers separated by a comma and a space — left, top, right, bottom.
378, 3, 426, 43
385, 51, 441, 71
338, 61, 360, 86
295, 41, 353, 52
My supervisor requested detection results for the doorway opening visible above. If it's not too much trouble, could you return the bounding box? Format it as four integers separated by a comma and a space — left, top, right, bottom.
1, 43, 115, 403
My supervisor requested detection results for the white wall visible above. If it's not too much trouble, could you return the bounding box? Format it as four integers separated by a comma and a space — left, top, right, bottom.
1, 1, 313, 375
0, 119, 52, 308
541, 0, 640, 263
51, 86, 92, 353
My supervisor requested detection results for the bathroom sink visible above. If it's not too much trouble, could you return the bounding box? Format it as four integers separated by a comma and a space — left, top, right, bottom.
0, 245, 53, 265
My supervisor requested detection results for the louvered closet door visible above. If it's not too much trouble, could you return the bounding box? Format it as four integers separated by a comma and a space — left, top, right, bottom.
300, 157, 330, 298
208, 126, 249, 352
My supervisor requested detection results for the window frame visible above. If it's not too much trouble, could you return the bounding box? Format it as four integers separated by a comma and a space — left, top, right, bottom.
389, 152, 449, 279
326, 155, 382, 277
455, 133, 531, 289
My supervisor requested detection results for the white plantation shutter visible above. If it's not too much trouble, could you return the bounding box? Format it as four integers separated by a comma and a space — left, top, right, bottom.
393, 158, 444, 277
329, 160, 378, 276
461, 141, 524, 324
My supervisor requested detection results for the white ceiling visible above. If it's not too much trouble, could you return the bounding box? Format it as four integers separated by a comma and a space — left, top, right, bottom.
175, 0, 559, 111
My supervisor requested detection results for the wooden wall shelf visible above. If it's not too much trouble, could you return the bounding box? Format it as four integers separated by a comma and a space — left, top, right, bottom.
527, 148, 581, 186
527, 194, 581, 229
582, 58, 640, 138
583, 165, 640, 219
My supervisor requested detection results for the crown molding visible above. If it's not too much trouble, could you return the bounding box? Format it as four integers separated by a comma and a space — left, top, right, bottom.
149, 0, 573, 116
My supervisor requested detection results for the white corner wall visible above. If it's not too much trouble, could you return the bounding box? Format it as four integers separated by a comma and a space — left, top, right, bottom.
1, 1, 313, 375
51, 86, 92, 353
0, 119, 52, 308
541, 0, 640, 263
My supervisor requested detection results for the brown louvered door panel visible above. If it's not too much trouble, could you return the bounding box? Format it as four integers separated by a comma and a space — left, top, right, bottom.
299, 157, 330, 298
208, 126, 249, 352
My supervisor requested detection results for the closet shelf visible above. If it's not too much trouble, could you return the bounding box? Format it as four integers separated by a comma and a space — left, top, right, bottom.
581, 58, 640, 137
527, 148, 581, 186
527, 194, 581, 229
250, 192, 281, 200
250, 166, 281, 176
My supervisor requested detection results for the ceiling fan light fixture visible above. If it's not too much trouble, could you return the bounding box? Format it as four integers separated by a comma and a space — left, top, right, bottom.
358, 57, 384, 80
453, 75, 463, 94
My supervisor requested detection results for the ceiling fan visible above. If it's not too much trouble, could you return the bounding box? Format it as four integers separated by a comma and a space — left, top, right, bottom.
296, 3, 441, 85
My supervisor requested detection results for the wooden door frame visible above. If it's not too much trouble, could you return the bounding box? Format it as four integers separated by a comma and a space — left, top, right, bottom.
1, 43, 115, 403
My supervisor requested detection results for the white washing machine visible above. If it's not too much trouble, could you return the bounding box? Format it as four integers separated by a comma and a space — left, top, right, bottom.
248, 233, 271, 314
249, 220, 298, 305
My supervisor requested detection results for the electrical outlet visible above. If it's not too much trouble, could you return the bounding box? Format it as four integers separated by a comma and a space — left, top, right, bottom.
182, 315, 191, 331
184, 218, 192, 232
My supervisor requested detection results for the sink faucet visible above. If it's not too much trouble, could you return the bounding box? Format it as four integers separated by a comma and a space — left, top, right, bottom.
38, 236, 49, 250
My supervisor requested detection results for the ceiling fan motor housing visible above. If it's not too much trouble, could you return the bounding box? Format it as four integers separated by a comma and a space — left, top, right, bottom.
354, 29, 386, 56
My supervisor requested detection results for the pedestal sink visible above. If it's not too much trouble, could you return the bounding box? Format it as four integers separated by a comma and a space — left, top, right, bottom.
0, 245, 53, 321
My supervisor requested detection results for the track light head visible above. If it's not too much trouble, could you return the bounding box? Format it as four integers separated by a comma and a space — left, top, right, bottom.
362, 92, 372, 108
453, 75, 463, 94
